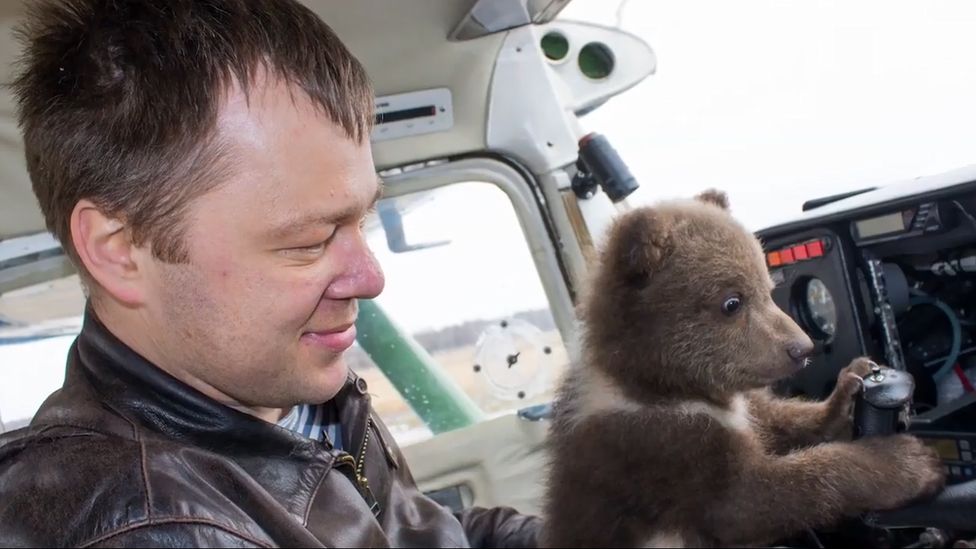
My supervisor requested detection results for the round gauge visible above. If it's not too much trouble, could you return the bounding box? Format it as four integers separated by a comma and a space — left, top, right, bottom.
804, 278, 838, 338
472, 318, 554, 402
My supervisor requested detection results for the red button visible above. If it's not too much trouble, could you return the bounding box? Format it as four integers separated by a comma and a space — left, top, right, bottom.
780, 248, 795, 263
792, 245, 809, 260
806, 241, 824, 257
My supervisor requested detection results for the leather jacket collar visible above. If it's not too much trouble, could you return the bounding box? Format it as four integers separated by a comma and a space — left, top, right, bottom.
56, 308, 371, 460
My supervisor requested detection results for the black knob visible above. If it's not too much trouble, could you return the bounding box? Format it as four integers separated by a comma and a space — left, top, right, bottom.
852, 366, 915, 439
576, 133, 639, 203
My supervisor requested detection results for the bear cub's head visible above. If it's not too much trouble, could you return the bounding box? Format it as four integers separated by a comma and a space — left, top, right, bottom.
579, 189, 814, 401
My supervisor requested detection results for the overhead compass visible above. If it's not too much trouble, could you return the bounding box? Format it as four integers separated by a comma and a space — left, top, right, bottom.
472, 318, 554, 401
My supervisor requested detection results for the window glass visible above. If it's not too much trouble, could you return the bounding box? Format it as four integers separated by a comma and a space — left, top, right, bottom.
351, 181, 569, 446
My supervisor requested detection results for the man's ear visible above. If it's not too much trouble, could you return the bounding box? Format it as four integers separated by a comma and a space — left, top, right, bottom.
70, 199, 147, 306
602, 207, 669, 287
694, 188, 730, 211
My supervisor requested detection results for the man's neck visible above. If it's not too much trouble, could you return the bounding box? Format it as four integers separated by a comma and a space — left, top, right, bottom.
232, 404, 291, 424
88, 301, 290, 425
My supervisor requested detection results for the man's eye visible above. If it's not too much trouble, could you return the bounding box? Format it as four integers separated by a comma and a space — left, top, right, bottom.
294, 242, 326, 253
286, 232, 336, 255
360, 207, 377, 229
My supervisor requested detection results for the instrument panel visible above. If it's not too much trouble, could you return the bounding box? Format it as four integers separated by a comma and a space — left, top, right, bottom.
850, 201, 955, 247
915, 431, 976, 485
909, 390, 976, 485
762, 196, 973, 399
761, 185, 976, 500
765, 228, 873, 399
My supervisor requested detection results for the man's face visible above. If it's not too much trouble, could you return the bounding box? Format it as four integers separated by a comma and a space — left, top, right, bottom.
143, 76, 385, 412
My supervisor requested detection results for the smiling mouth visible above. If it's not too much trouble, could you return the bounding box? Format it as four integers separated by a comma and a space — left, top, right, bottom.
310, 323, 354, 336
302, 323, 358, 352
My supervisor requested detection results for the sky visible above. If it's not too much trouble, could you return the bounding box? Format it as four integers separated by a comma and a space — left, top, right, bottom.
569, 0, 976, 231
369, 0, 976, 333
6, 0, 976, 426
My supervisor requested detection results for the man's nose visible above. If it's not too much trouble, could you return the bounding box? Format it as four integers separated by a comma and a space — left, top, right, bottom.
325, 242, 385, 301
355, 251, 385, 300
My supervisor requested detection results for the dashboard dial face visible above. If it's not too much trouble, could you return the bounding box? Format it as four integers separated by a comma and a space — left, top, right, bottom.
804, 277, 837, 338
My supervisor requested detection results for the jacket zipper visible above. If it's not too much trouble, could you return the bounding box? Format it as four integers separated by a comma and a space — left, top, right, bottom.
355, 416, 371, 492
335, 416, 380, 516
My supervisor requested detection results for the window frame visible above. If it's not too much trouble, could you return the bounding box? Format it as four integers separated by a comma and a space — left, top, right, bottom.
378, 156, 576, 344
356, 155, 578, 440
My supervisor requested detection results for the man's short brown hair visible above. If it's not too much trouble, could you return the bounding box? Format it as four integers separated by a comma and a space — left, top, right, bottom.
10, 0, 375, 277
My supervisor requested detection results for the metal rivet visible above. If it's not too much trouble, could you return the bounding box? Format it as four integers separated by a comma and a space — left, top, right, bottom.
356, 378, 368, 394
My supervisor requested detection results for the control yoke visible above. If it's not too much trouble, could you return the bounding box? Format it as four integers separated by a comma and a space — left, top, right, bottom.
851, 364, 976, 532
852, 363, 913, 439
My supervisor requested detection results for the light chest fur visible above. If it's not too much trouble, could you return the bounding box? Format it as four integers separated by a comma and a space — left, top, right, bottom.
561, 366, 754, 435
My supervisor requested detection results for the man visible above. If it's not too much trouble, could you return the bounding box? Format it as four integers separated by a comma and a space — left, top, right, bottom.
0, 0, 541, 547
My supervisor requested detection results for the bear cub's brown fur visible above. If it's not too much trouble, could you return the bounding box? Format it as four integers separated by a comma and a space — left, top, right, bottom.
538, 190, 946, 548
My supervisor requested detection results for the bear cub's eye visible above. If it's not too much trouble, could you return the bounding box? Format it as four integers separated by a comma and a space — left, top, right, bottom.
721, 294, 743, 316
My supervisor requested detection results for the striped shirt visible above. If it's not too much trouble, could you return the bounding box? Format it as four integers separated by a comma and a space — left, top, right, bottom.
278, 402, 343, 451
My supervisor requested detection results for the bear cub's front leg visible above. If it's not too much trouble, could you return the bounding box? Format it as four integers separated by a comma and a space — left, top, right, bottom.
751, 356, 881, 453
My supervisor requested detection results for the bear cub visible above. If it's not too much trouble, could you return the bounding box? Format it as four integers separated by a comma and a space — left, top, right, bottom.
538, 189, 946, 548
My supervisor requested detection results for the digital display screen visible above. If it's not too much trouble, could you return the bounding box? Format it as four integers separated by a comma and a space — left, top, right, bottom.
923, 438, 960, 461
375, 105, 437, 125
855, 212, 906, 239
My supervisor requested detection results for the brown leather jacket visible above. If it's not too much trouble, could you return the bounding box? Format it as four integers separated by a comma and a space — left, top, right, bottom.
0, 313, 541, 548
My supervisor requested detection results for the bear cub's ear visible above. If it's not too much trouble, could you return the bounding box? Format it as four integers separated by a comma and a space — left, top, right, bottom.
603, 207, 669, 287
695, 188, 730, 211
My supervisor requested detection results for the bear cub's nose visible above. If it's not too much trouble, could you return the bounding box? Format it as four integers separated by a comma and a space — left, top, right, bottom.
787, 340, 815, 362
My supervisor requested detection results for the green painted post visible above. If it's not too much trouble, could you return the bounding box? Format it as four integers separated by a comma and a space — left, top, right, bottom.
355, 298, 485, 434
